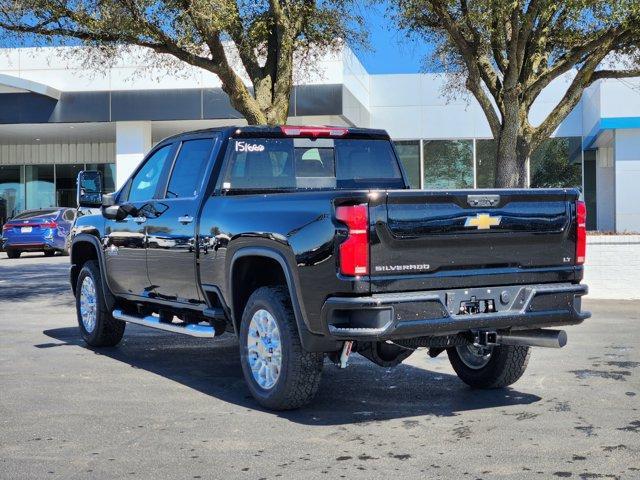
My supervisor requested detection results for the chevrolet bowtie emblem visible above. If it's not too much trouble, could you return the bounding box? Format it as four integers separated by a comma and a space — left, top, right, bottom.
465, 213, 502, 230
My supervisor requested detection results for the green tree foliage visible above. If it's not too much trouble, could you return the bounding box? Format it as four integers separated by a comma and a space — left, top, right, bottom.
0, 0, 365, 125
396, 0, 640, 187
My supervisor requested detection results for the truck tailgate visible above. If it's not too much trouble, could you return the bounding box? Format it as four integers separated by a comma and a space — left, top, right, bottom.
369, 189, 580, 291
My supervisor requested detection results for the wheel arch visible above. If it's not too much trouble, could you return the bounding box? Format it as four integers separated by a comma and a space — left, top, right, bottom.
229, 246, 339, 353
70, 234, 116, 311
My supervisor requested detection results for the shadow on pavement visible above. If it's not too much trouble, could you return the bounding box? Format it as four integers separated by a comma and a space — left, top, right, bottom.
41, 325, 541, 425
0, 261, 72, 303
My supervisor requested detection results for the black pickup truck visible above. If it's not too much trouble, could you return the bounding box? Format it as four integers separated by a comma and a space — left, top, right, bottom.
70, 125, 589, 410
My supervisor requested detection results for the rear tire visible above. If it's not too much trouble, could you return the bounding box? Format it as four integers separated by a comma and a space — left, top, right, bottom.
239, 286, 323, 410
6, 249, 20, 259
447, 344, 530, 389
44, 250, 55, 257
76, 260, 125, 347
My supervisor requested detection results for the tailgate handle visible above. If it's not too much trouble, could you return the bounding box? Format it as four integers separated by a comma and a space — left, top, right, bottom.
467, 194, 500, 207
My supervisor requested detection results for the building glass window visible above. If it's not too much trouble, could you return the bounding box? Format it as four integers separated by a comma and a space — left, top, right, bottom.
87, 163, 116, 193
476, 139, 497, 188
530, 137, 582, 189
0, 165, 24, 223
394, 140, 421, 189
56, 163, 84, 208
583, 150, 597, 230
25, 164, 55, 210
423, 140, 473, 189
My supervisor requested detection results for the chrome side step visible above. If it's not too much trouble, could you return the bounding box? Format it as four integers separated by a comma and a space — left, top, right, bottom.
112, 309, 216, 338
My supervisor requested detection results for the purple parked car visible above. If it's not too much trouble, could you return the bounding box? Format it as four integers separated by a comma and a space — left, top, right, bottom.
1, 208, 76, 258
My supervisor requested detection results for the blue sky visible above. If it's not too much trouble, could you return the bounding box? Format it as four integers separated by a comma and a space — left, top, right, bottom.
0, 2, 433, 75
354, 4, 433, 74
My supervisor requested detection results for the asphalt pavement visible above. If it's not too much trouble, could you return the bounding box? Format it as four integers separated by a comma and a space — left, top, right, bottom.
1, 252, 639, 479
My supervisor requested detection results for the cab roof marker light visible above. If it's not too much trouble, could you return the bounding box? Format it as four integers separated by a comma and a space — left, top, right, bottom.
280, 126, 349, 138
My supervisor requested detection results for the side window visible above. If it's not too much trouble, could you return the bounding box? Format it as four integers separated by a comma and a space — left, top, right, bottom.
128, 145, 172, 203
224, 138, 295, 190
165, 139, 214, 198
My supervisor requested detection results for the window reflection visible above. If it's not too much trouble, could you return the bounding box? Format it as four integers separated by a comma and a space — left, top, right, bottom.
0, 162, 115, 218
25, 164, 55, 210
56, 163, 84, 208
476, 139, 497, 188
423, 140, 473, 189
0, 165, 24, 222
530, 137, 582, 189
394, 140, 421, 189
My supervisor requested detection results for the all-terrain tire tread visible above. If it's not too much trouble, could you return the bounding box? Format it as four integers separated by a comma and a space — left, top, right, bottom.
489, 345, 531, 388
241, 286, 323, 410
448, 344, 531, 389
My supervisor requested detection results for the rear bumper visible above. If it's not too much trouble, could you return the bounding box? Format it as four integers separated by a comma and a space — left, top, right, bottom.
1, 240, 57, 251
320, 283, 589, 341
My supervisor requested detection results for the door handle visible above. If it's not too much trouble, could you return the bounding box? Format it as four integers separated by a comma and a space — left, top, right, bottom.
178, 215, 194, 225
133, 216, 147, 224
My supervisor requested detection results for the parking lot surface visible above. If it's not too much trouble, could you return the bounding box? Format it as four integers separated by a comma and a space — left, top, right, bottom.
1, 252, 639, 479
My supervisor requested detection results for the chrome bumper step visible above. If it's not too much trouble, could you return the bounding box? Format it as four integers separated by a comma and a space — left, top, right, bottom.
112, 309, 216, 338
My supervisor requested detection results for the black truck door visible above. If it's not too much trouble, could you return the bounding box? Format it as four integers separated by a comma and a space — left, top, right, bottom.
145, 137, 218, 303
104, 143, 175, 297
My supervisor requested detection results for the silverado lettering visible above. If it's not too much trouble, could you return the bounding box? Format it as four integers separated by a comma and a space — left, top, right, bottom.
70, 125, 590, 410
374, 264, 431, 272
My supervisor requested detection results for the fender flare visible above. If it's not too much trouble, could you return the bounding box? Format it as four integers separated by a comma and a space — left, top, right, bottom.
70, 233, 117, 311
229, 246, 339, 353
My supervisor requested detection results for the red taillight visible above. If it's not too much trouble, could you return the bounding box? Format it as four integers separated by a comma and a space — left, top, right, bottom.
336, 204, 369, 276
576, 200, 587, 265
41, 221, 57, 229
2, 223, 12, 231
280, 125, 348, 138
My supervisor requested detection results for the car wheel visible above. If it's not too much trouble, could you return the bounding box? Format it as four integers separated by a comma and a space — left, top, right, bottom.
239, 286, 323, 410
44, 250, 55, 257
447, 343, 530, 389
6, 249, 21, 259
76, 260, 125, 347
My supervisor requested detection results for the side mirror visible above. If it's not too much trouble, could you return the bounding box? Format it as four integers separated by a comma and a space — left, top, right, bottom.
77, 170, 103, 208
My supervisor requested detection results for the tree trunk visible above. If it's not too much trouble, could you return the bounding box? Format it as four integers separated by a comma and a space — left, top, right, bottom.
494, 92, 527, 188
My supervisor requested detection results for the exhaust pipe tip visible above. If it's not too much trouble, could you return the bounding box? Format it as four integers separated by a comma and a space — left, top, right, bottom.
496, 329, 568, 349
557, 330, 568, 348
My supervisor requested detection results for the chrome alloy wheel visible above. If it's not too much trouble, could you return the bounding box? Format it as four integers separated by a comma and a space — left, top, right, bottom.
456, 344, 493, 370
246, 309, 282, 390
79, 276, 97, 333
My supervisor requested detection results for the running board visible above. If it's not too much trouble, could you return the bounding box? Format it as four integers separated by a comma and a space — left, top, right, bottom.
112, 309, 216, 338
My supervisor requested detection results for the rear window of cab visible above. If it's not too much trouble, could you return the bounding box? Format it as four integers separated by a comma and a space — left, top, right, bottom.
223, 137, 405, 191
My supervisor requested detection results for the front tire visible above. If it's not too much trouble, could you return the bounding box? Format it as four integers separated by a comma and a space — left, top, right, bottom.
76, 260, 125, 347
447, 343, 530, 389
239, 286, 323, 410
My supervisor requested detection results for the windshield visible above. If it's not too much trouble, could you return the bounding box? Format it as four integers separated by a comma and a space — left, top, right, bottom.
224, 137, 405, 191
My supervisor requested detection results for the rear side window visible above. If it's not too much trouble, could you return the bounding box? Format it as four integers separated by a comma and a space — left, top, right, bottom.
224, 137, 404, 191
166, 139, 214, 198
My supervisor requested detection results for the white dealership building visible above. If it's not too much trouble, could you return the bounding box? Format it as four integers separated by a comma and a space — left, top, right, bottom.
0, 45, 639, 232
